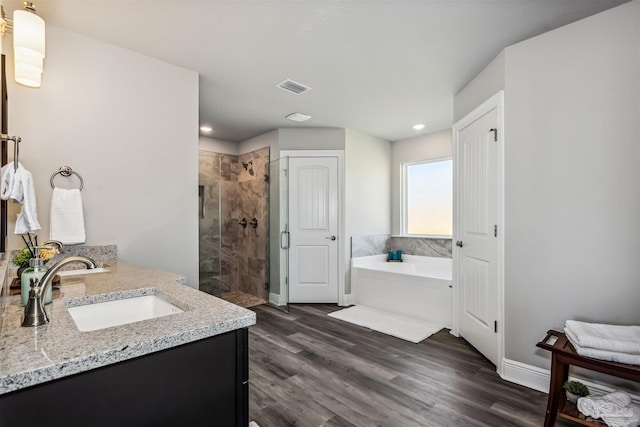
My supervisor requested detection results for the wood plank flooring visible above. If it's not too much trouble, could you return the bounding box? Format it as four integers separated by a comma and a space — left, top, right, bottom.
249, 304, 574, 427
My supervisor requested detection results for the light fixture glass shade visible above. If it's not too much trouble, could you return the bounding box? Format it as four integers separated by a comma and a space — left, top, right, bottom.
14, 51, 42, 87
13, 8, 45, 87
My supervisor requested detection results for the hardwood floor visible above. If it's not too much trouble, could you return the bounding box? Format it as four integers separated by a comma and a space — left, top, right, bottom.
248, 304, 573, 427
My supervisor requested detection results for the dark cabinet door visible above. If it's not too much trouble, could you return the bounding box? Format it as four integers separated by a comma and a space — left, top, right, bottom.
0, 328, 249, 427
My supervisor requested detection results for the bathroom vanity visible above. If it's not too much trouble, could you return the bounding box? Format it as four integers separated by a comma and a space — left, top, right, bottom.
0, 263, 255, 426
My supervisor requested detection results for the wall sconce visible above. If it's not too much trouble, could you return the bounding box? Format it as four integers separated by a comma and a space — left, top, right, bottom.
0, 2, 46, 88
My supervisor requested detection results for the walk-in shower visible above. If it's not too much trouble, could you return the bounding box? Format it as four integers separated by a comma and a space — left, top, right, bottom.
198, 147, 273, 308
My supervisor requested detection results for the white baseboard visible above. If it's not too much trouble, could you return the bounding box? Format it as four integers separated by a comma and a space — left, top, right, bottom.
501, 358, 550, 393
501, 358, 640, 404
342, 293, 355, 307
269, 292, 287, 306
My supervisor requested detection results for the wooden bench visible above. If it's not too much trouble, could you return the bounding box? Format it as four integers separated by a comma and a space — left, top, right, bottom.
537, 330, 640, 426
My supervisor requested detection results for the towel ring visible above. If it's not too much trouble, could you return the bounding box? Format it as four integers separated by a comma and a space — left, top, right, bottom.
50, 166, 84, 191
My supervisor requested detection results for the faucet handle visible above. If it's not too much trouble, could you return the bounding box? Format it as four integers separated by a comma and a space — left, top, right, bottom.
21, 278, 49, 327
30, 277, 42, 295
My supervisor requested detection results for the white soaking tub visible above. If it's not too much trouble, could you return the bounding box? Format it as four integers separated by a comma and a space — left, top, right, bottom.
350, 254, 453, 328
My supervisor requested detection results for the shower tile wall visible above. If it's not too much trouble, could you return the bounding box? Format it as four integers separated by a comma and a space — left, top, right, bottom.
220, 154, 239, 292
237, 147, 269, 302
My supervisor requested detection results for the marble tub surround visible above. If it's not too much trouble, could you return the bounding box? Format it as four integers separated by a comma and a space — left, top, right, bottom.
351, 235, 391, 258
0, 261, 256, 395
350, 235, 452, 258
389, 236, 452, 258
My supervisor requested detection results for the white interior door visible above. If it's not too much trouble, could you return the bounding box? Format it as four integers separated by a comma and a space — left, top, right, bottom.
455, 104, 500, 366
288, 157, 339, 303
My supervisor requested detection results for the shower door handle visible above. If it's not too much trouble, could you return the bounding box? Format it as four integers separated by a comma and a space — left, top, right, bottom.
280, 231, 289, 249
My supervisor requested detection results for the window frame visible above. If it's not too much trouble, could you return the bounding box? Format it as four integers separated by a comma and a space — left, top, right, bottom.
400, 156, 453, 238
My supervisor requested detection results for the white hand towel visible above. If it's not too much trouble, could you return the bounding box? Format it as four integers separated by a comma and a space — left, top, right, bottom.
0, 163, 16, 200
577, 394, 632, 419
49, 187, 85, 244
14, 166, 41, 234
602, 404, 640, 427
0, 162, 28, 203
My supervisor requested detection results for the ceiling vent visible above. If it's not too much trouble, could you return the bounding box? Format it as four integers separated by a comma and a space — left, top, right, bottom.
276, 79, 311, 95
286, 113, 312, 122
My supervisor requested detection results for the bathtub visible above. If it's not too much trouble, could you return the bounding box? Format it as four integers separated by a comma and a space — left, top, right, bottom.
351, 254, 452, 327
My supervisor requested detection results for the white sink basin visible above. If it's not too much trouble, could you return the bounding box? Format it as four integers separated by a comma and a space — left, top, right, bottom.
57, 267, 110, 277
67, 294, 184, 332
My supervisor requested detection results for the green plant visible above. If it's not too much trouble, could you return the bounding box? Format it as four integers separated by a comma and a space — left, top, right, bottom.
12, 247, 59, 269
563, 380, 590, 397
12, 248, 33, 269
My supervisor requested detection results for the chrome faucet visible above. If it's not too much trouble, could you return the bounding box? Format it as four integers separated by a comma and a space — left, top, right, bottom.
22, 256, 98, 327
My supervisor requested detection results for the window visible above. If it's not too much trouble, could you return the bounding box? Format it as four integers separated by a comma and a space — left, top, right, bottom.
403, 158, 452, 236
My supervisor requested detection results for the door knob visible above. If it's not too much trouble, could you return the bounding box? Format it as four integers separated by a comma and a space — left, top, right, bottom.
326, 236, 336, 241
456, 240, 464, 247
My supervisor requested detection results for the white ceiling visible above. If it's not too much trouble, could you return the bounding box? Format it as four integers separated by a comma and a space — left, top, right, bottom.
6, 0, 629, 142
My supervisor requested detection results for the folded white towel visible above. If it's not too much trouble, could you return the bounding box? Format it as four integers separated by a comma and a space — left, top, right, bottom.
565, 320, 640, 355
602, 404, 640, 427
49, 187, 85, 244
577, 393, 634, 419
566, 331, 640, 365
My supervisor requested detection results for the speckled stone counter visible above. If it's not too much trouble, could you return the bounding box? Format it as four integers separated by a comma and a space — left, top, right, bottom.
0, 262, 256, 395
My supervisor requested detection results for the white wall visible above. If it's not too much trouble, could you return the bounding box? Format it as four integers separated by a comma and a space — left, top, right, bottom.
344, 129, 391, 294
390, 130, 452, 235
199, 136, 238, 155
455, 0, 640, 378
504, 0, 640, 369
239, 129, 279, 157
453, 50, 505, 123
345, 129, 391, 236
279, 128, 346, 153
5, 26, 200, 286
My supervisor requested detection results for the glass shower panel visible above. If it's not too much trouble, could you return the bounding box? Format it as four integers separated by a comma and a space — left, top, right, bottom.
198, 151, 222, 295
268, 156, 289, 311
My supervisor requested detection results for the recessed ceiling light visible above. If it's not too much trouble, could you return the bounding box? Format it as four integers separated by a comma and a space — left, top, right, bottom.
200, 125, 213, 133
286, 113, 312, 122
413, 124, 425, 130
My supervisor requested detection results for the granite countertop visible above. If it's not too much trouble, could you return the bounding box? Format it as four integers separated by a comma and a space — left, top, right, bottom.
0, 262, 256, 395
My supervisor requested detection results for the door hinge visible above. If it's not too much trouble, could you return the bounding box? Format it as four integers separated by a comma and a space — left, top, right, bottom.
489, 128, 498, 142
494, 225, 497, 237
494, 320, 498, 333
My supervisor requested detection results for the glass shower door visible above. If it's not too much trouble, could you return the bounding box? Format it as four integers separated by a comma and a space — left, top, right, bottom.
268, 156, 289, 311
198, 151, 222, 295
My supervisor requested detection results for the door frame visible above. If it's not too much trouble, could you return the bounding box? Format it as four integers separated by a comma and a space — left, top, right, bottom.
451, 91, 505, 375
281, 150, 345, 306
